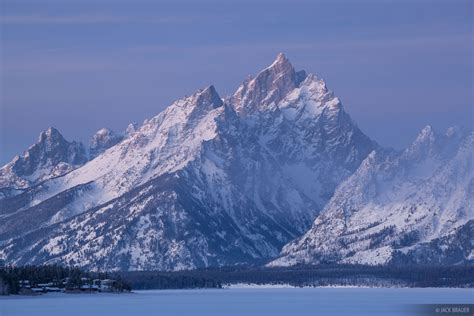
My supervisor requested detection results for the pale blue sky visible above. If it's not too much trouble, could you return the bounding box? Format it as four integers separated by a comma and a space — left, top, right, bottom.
1, 0, 472, 164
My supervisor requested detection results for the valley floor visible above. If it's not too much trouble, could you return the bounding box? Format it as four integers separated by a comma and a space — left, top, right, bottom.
1, 287, 473, 316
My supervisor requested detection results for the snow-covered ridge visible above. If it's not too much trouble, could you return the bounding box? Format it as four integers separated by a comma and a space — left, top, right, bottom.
28, 85, 225, 208
270, 126, 473, 267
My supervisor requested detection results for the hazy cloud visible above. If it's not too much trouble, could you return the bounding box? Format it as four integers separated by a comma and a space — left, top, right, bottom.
0, 14, 195, 25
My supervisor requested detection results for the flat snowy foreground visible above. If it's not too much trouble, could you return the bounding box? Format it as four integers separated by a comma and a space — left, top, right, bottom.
1, 288, 472, 316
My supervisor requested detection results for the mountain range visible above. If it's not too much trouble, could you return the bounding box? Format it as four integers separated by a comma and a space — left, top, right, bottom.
0, 53, 472, 271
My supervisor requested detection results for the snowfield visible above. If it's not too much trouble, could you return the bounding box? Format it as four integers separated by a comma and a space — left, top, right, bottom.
1, 288, 472, 316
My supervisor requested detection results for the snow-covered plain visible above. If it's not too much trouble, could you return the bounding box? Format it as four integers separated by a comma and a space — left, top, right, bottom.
0, 288, 472, 316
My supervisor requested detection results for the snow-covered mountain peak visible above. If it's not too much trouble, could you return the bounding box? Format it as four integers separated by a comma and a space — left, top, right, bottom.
161, 85, 223, 116
443, 126, 469, 144
275, 73, 341, 122
403, 125, 437, 159
89, 127, 124, 159
95, 127, 113, 136
231, 53, 306, 115
445, 126, 461, 138
193, 85, 223, 109
36, 127, 79, 154
27, 127, 86, 167
125, 123, 138, 136
272, 52, 287, 64
39, 127, 63, 142
415, 124, 435, 142
267, 52, 292, 72
229, 53, 343, 123
141, 85, 225, 136
90, 128, 119, 143
403, 125, 471, 163
0, 127, 87, 189
267, 53, 307, 82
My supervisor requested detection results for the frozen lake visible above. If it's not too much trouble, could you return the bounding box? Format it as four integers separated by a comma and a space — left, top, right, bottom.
1, 287, 472, 316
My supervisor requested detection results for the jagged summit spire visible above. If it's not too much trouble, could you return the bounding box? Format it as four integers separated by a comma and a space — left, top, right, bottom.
45, 126, 60, 136
404, 125, 439, 159
269, 52, 290, 68
415, 125, 436, 142
264, 52, 294, 77
199, 85, 219, 99
194, 85, 223, 109
268, 53, 308, 84
125, 123, 138, 135
0, 126, 87, 188
276, 52, 286, 61
231, 53, 307, 114
38, 127, 64, 143
89, 127, 123, 159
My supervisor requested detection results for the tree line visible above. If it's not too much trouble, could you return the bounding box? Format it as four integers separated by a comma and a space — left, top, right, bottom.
2, 263, 472, 294
120, 264, 474, 288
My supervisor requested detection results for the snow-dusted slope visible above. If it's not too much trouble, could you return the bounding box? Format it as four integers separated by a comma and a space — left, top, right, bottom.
0, 54, 377, 270
0, 86, 226, 224
0, 128, 87, 192
270, 126, 474, 266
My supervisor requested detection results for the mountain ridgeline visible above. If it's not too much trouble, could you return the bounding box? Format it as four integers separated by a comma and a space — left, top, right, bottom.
0, 54, 472, 271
